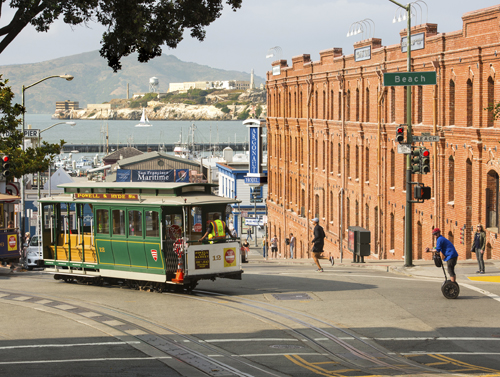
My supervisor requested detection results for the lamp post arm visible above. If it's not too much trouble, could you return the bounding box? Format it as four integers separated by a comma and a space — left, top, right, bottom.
24, 75, 62, 91
40, 122, 68, 134
388, 0, 406, 9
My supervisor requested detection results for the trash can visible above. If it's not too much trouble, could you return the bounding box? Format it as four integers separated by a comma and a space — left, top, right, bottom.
348, 226, 371, 263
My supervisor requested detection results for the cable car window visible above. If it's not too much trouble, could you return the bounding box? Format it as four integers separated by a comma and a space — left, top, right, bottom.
96, 209, 109, 234
43, 205, 54, 230
112, 210, 125, 235
128, 210, 142, 237
190, 206, 203, 233
145, 211, 159, 237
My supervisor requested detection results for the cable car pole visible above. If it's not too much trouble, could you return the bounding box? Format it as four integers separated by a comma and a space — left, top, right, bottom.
389, 0, 414, 267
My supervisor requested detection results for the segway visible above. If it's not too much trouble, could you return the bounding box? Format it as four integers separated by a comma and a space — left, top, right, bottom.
433, 251, 460, 299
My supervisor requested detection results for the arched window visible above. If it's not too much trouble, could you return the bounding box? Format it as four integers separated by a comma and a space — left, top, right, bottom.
486, 170, 499, 231
365, 146, 369, 182
330, 89, 334, 120
488, 76, 495, 128
467, 79, 473, 127
346, 144, 351, 178
338, 143, 341, 175
322, 90, 326, 119
355, 145, 359, 179
448, 156, 455, 203
346, 90, 351, 121
346, 197, 350, 228
449, 80, 455, 125
365, 87, 370, 122
315, 90, 318, 119
355, 200, 359, 226
390, 149, 395, 187
338, 91, 342, 121
365, 203, 370, 230
390, 213, 395, 250
417, 86, 423, 124
356, 88, 360, 122
315, 194, 320, 219
391, 87, 396, 123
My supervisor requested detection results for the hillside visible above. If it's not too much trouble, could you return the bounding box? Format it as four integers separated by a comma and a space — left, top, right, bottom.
0, 50, 265, 114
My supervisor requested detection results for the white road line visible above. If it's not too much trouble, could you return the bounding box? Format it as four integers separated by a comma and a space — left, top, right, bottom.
202, 337, 500, 343
0, 356, 171, 365
460, 283, 500, 303
402, 352, 500, 356
373, 337, 500, 341
0, 341, 141, 350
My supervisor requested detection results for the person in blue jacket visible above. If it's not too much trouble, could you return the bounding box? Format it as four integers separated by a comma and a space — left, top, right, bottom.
426, 228, 459, 283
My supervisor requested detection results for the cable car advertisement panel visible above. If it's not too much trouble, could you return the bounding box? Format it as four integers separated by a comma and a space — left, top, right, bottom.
186, 241, 240, 277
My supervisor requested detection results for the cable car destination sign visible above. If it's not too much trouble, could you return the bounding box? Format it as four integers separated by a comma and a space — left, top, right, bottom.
383, 71, 436, 87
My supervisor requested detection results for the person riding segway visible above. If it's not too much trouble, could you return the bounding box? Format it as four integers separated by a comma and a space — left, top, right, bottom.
425, 228, 460, 299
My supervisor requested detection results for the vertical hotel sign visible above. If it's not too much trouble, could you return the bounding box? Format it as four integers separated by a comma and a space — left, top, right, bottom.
244, 119, 267, 186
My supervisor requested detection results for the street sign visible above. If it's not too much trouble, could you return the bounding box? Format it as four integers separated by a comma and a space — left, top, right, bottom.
24, 129, 40, 138
397, 144, 411, 154
250, 198, 263, 203
384, 72, 436, 87
413, 135, 440, 142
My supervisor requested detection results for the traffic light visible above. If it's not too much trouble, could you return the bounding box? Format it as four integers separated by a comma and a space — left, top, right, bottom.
414, 185, 431, 200
411, 148, 421, 173
0, 155, 10, 178
420, 148, 430, 174
396, 125, 405, 143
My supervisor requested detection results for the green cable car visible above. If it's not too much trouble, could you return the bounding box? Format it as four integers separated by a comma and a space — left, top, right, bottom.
40, 182, 242, 292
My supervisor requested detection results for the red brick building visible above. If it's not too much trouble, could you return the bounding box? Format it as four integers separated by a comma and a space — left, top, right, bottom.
266, 5, 500, 262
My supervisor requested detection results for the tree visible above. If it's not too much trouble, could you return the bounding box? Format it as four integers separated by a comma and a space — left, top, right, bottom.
0, 76, 64, 179
0, 0, 242, 72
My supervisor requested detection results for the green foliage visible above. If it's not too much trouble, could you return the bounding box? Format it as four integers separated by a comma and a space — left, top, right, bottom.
237, 106, 250, 120
129, 92, 158, 108
0, 76, 64, 179
255, 104, 263, 118
215, 103, 230, 113
485, 102, 500, 122
1, 1, 242, 72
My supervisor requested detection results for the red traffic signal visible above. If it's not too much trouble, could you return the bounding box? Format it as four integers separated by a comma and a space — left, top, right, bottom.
396, 126, 405, 143
0, 155, 10, 178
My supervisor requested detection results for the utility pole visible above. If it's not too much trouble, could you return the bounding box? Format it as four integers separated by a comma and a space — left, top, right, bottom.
389, 0, 414, 267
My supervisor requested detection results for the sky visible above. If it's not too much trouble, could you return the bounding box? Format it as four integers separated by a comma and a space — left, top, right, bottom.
0, 0, 497, 79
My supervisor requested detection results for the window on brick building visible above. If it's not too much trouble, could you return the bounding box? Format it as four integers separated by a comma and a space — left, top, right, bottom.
315, 139, 318, 169
356, 88, 360, 122
330, 141, 334, 173
315, 194, 319, 219
390, 149, 395, 187
366, 87, 370, 123
391, 87, 396, 123
330, 89, 334, 120
346, 90, 351, 121
322, 194, 325, 221
355, 145, 359, 180
346, 144, 351, 178
294, 92, 297, 118
374, 206, 378, 253
448, 231, 454, 245
288, 92, 291, 118
315, 90, 318, 119
330, 191, 334, 223
449, 80, 455, 126
301, 189, 305, 217
323, 90, 326, 119
365, 146, 370, 182
417, 86, 423, 124
488, 76, 495, 128
338, 91, 342, 121
390, 213, 395, 251
300, 138, 304, 165
338, 143, 341, 174
346, 197, 350, 228
300, 91, 303, 118
448, 156, 455, 203
467, 79, 473, 127
322, 140, 326, 171
355, 200, 359, 226
295, 137, 298, 164
486, 170, 499, 232
278, 93, 281, 118
365, 203, 369, 230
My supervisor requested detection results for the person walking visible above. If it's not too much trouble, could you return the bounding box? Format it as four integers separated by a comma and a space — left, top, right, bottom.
289, 233, 295, 259
246, 228, 253, 241
471, 224, 486, 274
311, 218, 325, 272
426, 228, 459, 283
270, 235, 278, 259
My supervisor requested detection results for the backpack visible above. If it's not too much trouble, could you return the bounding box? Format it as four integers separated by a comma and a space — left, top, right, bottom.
433, 252, 442, 268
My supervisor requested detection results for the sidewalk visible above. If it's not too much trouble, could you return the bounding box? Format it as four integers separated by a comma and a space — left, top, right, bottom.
247, 246, 500, 281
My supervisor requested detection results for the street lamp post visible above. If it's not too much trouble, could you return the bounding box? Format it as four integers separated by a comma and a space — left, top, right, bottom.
20, 74, 73, 252
36, 121, 75, 255
389, 0, 414, 267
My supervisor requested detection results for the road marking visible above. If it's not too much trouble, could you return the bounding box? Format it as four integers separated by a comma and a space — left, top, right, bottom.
0, 341, 141, 350
0, 356, 171, 365
53, 304, 77, 310
468, 276, 500, 283
103, 320, 125, 326
12, 296, 31, 301
429, 354, 500, 374
460, 283, 500, 304
404, 352, 500, 355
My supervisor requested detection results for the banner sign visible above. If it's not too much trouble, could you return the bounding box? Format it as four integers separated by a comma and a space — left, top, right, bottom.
401, 32, 425, 53
75, 193, 139, 200
249, 127, 260, 174
354, 46, 371, 62
176, 169, 190, 182
116, 169, 131, 182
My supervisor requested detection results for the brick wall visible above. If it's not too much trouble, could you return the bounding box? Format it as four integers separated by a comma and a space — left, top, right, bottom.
266, 5, 500, 262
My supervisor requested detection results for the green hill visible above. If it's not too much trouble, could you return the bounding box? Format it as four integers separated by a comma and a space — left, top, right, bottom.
0, 51, 265, 113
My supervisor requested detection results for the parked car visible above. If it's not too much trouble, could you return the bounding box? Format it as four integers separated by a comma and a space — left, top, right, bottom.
25, 235, 43, 270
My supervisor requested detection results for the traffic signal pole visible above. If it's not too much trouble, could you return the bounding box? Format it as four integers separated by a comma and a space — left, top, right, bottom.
389, 0, 414, 267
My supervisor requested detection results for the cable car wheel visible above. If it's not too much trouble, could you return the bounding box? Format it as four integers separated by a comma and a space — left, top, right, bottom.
441, 280, 460, 299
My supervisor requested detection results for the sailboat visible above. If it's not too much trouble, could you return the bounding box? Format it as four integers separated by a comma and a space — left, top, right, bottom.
135, 108, 152, 127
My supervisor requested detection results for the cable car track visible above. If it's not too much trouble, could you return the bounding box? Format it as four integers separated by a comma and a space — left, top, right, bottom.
0, 282, 447, 376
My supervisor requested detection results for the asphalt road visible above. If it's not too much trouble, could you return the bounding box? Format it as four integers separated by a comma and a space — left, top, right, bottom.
1, 261, 499, 376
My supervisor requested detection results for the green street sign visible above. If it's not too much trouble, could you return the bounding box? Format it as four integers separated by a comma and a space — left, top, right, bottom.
384, 71, 437, 87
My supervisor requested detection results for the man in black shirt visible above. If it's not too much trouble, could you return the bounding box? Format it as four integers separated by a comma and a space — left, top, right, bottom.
311, 218, 325, 272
